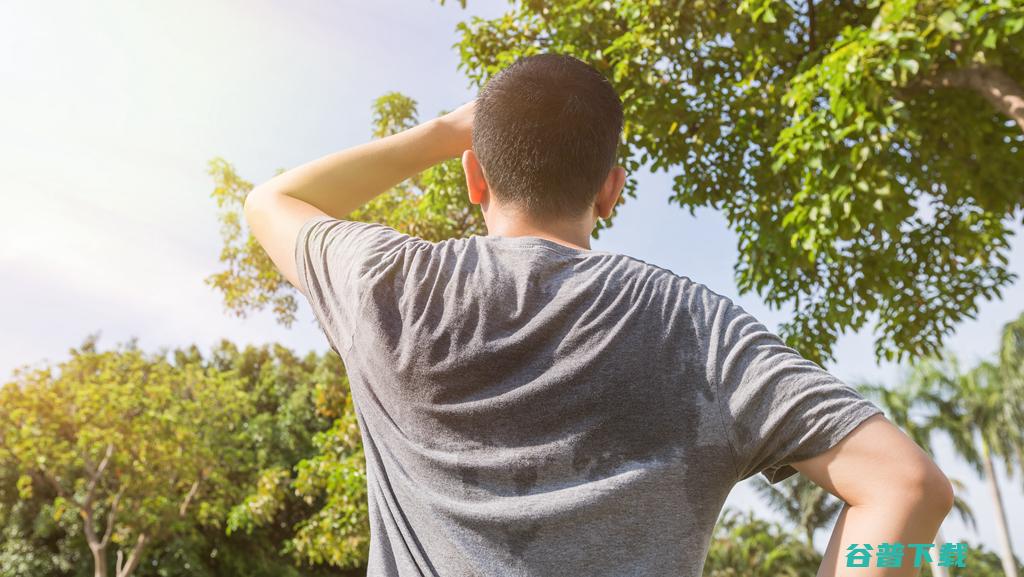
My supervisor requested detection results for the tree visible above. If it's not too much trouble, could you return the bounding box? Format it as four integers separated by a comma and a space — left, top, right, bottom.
439, 0, 1024, 366
167, 340, 359, 577
1000, 311, 1024, 375
996, 310, 1024, 469
702, 507, 822, 576
225, 351, 370, 572
0, 335, 253, 577
0, 474, 86, 577
751, 474, 843, 548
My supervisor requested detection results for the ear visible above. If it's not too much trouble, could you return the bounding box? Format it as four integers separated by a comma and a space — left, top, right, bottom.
594, 165, 627, 219
462, 149, 489, 206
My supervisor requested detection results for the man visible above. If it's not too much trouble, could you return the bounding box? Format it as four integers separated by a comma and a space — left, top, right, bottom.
245, 53, 954, 576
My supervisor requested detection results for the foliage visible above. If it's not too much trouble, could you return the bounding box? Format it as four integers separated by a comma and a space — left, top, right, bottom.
0, 335, 253, 577
287, 407, 369, 568
916, 541, 1024, 576
206, 159, 300, 328
0, 337, 361, 577
0, 481, 87, 577
173, 340, 361, 577
765, 0, 1024, 363
206, 93, 488, 328
752, 474, 844, 547
997, 310, 1024, 469
908, 349, 1023, 480
221, 343, 369, 571
441, 0, 1024, 364
702, 506, 822, 576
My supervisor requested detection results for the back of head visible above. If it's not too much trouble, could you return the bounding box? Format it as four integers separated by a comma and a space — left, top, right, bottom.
472, 53, 624, 222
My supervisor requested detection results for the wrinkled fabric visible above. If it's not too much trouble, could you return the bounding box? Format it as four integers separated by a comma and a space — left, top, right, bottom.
294, 215, 883, 577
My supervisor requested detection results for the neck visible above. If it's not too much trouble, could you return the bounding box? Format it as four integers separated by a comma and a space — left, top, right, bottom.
485, 218, 594, 251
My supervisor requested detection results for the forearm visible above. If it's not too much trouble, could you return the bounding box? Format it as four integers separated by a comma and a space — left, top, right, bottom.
253, 115, 468, 219
817, 497, 951, 576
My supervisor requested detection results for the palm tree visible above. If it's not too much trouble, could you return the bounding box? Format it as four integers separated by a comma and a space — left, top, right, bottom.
996, 311, 1024, 483
751, 474, 843, 549
999, 311, 1024, 375
912, 352, 1022, 577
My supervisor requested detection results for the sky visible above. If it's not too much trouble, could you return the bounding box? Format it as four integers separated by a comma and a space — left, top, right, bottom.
1, 0, 1021, 561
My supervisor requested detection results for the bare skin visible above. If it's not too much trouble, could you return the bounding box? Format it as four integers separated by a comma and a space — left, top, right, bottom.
452, 99, 627, 251
245, 98, 955, 576
792, 413, 954, 576
462, 150, 624, 252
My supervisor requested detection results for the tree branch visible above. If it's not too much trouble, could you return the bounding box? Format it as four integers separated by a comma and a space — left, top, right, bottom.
99, 489, 123, 549
76, 443, 115, 553
85, 443, 115, 508
807, 0, 815, 53
115, 532, 147, 577
912, 63, 1024, 133
179, 479, 201, 517
81, 500, 99, 551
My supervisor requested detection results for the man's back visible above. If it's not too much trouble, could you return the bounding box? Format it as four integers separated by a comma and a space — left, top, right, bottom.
295, 215, 884, 577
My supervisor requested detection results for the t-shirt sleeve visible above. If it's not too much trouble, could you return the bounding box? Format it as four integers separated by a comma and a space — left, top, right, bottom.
294, 215, 418, 355
699, 287, 884, 484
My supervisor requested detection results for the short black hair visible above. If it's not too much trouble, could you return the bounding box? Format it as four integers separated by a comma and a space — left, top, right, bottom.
472, 53, 623, 221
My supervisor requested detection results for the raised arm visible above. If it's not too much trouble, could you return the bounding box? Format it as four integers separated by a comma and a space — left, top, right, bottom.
243, 100, 474, 290
791, 413, 954, 577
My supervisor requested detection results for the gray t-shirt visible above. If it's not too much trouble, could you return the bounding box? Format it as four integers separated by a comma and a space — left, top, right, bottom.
294, 215, 883, 577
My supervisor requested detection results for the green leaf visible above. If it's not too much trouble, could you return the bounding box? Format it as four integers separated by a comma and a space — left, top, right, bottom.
16, 474, 33, 499
936, 11, 964, 35
982, 29, 998, 49
897, 58, 919, 76
1006, 17, 1024, 35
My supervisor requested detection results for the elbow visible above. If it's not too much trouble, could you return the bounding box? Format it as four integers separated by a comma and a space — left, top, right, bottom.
243, 186, 261, 217
904, 462, 955, 520
243, 186, 270, 224
929, 468, 955, 515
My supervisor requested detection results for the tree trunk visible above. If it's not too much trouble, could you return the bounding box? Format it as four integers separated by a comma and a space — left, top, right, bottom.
931, 526, 948, 577
79, 444, 117, 577
1015, 444, 1023, 478
89, 543, 108, 577
918, 64, 1024, 134
982, 439, 1019, 577
82, 504, 108, 577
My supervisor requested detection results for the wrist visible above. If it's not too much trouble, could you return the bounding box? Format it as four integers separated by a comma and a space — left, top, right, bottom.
429, 114, 472, 159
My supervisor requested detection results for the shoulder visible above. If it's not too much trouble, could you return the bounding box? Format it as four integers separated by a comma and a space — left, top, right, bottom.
613, 253, 737, 309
